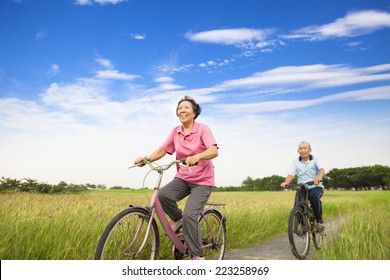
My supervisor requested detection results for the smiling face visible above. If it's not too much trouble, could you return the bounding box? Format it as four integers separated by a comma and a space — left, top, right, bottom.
177, 100, 196, 125
297, 142, 312, 160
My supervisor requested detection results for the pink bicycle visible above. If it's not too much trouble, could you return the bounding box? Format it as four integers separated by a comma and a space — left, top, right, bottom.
94, 158, 226, 260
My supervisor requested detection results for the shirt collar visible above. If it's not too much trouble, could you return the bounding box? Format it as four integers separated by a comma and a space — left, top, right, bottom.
176, 121, 199, 135
299, 154, 313, 162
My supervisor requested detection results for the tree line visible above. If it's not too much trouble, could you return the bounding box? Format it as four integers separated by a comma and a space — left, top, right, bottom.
1, 165, 389, 194
0, 177, 106, 194
214, 165, 390, 192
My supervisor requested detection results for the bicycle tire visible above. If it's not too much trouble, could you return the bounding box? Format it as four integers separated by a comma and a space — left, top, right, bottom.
288, 206, 310, 260
94, 207, 160, 260
199, 208, 226, 260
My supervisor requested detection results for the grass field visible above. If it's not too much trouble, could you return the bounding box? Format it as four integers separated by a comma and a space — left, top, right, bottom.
0, 189, 389, 260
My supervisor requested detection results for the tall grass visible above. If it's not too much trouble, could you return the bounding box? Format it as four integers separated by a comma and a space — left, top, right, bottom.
0, 190, 389, 259
317, 192, 390, 260
0, 191, 149, 259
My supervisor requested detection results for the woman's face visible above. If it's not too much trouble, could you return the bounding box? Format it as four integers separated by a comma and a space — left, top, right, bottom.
177, 101, 195, 124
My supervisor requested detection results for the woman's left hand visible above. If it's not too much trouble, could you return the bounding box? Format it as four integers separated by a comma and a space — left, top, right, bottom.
184, 155, 199, 167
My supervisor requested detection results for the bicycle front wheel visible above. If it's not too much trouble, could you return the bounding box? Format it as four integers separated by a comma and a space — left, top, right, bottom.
288, 206, 310, 260
199, 209, 226, 260
312, 218, 323, 250
94, 207, 159, 260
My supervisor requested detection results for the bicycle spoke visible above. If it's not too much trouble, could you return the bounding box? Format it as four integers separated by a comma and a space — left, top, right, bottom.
199, 209, 226, 260
288, 207, 310, 259
95, 208, 159, 260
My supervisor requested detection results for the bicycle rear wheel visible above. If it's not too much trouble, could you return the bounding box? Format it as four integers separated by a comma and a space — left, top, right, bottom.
288, 206, 310, 260
94, 207, 159, 260
199, 209, 226, 260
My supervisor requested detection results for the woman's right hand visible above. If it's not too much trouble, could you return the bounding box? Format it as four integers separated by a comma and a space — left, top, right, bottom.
134, 157, 145, 166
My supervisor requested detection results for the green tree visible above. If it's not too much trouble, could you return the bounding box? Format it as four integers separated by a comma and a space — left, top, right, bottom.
20, 178, 39, 192
241, 176, 255, 191
0, 177, 21, 192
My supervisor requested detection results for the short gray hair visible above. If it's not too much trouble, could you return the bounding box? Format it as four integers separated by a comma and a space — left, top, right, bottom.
298, 141, 311, 148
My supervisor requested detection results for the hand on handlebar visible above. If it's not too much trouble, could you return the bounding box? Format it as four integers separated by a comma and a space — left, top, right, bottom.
134, 157, 148, 167
182, 156, 199, 168
313, 178, 323, 185
179, 157, 198, 174
280, 182, 288, 188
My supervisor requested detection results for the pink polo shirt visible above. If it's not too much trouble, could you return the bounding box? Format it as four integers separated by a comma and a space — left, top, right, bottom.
161, 122, 218, 186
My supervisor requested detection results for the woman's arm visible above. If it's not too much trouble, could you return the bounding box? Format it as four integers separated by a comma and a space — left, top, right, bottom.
134, 147, 167, 165
185, 145, 218, 166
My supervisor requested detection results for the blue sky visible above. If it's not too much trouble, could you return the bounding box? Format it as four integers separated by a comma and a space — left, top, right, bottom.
0, 0, 389, 188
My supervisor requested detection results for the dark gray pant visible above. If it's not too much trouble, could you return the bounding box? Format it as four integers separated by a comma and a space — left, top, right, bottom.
295, 186, 324, 223
309, 187, 324, 223
158, 177, 212, 257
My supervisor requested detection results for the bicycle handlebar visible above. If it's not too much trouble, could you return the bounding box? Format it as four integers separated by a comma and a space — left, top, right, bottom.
286, 181, 313, 189
129, 158, 191, 173
286, 181, 323, 189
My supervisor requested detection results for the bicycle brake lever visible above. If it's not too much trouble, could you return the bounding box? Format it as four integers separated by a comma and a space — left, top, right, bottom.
129, 162, 146, 169
180, 159, 198, 166
179, 160, 193, 173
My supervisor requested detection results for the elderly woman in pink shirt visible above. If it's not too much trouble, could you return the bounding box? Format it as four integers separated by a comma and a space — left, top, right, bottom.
134, 96, 218, 260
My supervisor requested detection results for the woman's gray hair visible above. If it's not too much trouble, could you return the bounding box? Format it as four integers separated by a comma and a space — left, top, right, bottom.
176, 95, 202, 119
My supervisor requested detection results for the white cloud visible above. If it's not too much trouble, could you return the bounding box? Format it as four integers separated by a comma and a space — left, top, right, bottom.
217, 64, 390, 93
150, 63, 390, 107
197, 59, 231, 71
185, 28, 280, 56
46, 64, 60, 78
1, 62, 390, 188
35, 30, 47, 40
154, 76, 174, 83
0, 98, 76, 134
42, 79, 107, 107
156, 62, 194, 74
147, 76, 184, 92
95, 56, 114, 69
74, 0, 92, 5
95, 69, 140, 81
74, 0, 127, 5
186, 28, 273, 45
284, 10, 390, 41
214, 86, 390, 114
129, 33, 146, 40
95, 0, 127, 4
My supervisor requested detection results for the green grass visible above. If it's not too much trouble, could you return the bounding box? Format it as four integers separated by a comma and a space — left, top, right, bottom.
0, 190, 389, 259
317, 192, 390, 260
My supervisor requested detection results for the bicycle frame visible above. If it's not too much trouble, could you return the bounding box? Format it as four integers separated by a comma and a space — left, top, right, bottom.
290, 182, 317, 231
295, 185, 311, 230
95, 158, 226, 260
130, 160, 189, 256
286, 181, 324, 260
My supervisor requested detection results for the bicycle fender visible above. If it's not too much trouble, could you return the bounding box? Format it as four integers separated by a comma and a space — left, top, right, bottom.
128, 205, 152, 215
201, 208, 227, 226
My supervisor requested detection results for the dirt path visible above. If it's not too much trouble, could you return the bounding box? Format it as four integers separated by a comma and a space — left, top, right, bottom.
224, 217, 344, 260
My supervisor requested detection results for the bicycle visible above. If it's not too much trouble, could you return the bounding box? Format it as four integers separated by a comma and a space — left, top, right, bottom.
286, 182, 325, 260
94, 158, 226, 260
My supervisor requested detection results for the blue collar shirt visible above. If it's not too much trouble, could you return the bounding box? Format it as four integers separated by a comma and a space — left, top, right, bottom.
288, 155, 324, 189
